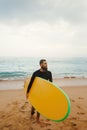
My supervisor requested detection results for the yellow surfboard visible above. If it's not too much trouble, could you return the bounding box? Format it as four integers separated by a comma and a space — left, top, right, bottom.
24, 77, 71, 122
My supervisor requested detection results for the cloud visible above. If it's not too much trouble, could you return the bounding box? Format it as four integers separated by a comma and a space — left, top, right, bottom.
0, 0, 87, 25
0, 21, 87, 57
0, 0, 87, 57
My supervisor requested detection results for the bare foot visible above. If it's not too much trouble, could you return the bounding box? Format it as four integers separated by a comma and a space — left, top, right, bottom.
36, 119, 41, 124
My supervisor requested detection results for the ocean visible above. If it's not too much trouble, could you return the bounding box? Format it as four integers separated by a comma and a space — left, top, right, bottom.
0, 57, 87, 80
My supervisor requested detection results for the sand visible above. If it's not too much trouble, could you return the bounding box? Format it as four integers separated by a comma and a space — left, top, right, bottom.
0, 78, 87, 130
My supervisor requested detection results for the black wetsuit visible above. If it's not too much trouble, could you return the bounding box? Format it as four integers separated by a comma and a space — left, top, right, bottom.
27, 69, 52, 116
27, 69, 52, 93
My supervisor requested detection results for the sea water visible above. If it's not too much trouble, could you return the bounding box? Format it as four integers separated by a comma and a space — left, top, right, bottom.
0, 57, 87, 80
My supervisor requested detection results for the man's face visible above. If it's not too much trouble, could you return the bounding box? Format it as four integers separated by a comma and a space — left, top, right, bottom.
41, 61, 48, 70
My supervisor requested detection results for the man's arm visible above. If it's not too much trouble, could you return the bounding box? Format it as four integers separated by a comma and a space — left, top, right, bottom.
49, 72, 53, 82
27, 72, 35, 94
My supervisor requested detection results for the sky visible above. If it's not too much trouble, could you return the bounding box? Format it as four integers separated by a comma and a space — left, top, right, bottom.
0, 0, 87, 58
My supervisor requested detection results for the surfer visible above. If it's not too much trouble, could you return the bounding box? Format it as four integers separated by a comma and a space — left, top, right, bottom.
26, 59, 52, 123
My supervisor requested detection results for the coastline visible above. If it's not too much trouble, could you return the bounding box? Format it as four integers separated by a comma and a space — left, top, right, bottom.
0, 77, 87, 90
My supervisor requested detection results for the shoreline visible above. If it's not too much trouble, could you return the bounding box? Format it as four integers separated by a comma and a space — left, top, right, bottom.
0, 77, 87, 90
0, 76, 87, 81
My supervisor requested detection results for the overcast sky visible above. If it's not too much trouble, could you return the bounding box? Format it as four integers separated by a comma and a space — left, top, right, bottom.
0, 0, 87, 57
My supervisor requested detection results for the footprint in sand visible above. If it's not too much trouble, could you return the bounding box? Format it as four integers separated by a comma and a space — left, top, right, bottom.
76, 105, 81, 109
0, 112, 6, 118
5, 123, 12, 128
14, 101, 19, 105
29, 127, 33, 130
71, 99, 75, 102
77, 112, 85, 115
71, 117, 77, 120
11, 102, 19, 111
71, 122, 77, 127
7, 101, 19, 108
78, 97, 84, 100
40, 122, 51, 128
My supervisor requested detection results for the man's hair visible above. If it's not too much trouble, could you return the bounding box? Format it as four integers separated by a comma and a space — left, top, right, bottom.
39, 59, 46, 65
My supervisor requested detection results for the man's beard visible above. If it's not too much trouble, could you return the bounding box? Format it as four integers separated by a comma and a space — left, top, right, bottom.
41, 66, 47, 71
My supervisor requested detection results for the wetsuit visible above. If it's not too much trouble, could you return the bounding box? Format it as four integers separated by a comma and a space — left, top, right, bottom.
27, 69, 52, 93
27, 69, 52, 116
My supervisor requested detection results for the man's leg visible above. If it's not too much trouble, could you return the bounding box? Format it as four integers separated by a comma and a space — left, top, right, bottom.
30, 106, 35, 119
36, 112, 40, 123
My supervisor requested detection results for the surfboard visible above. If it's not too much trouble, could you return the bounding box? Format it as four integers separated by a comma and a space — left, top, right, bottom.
24, 77, 71, 122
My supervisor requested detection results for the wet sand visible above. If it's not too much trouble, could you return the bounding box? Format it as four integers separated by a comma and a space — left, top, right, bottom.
0, 78, 87, 130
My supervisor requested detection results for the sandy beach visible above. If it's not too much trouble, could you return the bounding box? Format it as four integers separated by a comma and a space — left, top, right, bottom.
0, 78, 87, 130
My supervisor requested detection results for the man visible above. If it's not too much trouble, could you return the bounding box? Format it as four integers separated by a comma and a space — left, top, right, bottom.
26, 59, 52, 123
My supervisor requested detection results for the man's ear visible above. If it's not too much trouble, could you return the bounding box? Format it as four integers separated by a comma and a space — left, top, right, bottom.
40, 64, 42, 67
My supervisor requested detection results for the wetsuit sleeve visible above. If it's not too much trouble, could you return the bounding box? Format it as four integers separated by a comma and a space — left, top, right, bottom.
49, 72, 53, 82
27, 72, 36, 93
